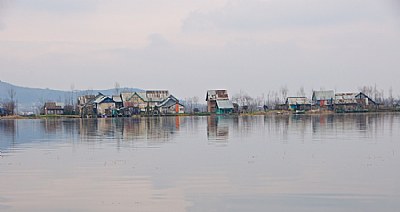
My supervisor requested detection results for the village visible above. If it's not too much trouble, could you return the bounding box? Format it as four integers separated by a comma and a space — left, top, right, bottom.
29, 88, 399, 118
1, 84, 399, 118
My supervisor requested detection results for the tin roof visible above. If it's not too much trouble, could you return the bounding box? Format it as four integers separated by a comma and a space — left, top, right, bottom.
112, 95, 122, 103
120, 92, 133, 102
334, 93, 357, 105
157, 95, 183, 108
146, 90, 169, 102
286, 97, 311, 105
93, 95, 114, 104
44, 102, 64, 110
355, 92, 377, 104
312, 90, 335, 101
216, 100, 234, 109
137, 92, 148, 101
206, 90, 229, 101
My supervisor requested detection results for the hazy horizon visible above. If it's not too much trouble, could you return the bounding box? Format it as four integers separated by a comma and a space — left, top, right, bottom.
1, 0, 400, 98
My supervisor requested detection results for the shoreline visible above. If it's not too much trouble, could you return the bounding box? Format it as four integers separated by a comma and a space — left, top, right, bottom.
1, 110, 399, 120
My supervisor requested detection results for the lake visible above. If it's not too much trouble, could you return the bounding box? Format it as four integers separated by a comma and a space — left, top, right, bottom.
0, 113, 399, 212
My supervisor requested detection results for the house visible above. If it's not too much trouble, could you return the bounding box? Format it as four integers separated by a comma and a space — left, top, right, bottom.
78, 90, 184, 117
77, 95, 95, 106
334, 92, 377, 112
0, 107, 6, 116
312, 90, 334, 108
146, 90, 170, 109
334, 93, 358, 112
156, 95, 185, 115
206, 90, 229, 113
121, 92, 146, 115
215, 100, 234, 114
43, 102, 64, 115
355, 92, 377, 110
206, 90, 233, 114
78, 94, 97, 118
78, 93, 119, 117
112, 95, 123, 109
121, 90, 170, 115
285, 97, 311, 111
93, 95, 116, 117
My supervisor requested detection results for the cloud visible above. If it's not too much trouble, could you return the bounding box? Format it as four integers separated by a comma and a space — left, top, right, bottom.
0, 0, 399, 97
15, 0, 98, 14
0, 0, 13, 30
182, 0, 396, 33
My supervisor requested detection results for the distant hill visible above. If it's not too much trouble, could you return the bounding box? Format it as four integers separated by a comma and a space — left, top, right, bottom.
0, 81, 143, 113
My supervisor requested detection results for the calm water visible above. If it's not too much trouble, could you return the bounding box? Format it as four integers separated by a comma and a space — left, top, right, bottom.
0, 114, 399, 212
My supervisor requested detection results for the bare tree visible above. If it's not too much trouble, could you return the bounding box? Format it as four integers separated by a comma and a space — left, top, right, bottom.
184, 97, 193, 113
297, 86, 305, 97
115, 82, 121, 95
388, 86, 394, 107
70, 83, 75, 107
4, 88, 16, 115
280, 86, 288, 104
192, 96, 199, 111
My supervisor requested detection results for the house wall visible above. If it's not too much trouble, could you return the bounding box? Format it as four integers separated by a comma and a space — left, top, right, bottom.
146, 91, 169, 101
79, 105, 95, 117
288, 104, 311, 111
207, 101, 217, 113
161, 104, 185, 114
45, 109, 64, 115
216, 108, 233, 114
316, 99, 333, 107
124, 95, 147, 111
97, 102, 116, 115
334, 104, 359, 112
148, 102, 158, 109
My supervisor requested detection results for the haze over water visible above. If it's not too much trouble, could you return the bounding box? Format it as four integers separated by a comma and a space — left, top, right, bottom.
0, 113, 399, 211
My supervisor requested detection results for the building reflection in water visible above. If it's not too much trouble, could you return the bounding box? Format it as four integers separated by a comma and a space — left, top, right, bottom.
310, 113, 393, 138
207, 116, 230, 141
0, 117, 183, 152
262, 115, 311, 142
1, 113, 399, 151
77, 117, 181, 143
0, 120, 17, 151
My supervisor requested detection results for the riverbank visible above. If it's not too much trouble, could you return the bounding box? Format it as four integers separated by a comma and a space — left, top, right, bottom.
0, 114, 81, 120
1, 109, 399, 120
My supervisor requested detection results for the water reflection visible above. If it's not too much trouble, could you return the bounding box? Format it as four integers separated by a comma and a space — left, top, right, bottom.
78, 117, 182, 143
207, 116, 230, 141
0, 120, 17, 151
0, 113, 400, 211
1, 113, 399, 151
0, 117, 183, 152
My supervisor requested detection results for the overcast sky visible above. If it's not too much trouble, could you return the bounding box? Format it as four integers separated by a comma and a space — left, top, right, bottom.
1, 0, 400, 99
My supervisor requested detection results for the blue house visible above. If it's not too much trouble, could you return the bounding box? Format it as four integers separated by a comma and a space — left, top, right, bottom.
216, 100, 234, 114
286, 97, 311, 111
0, 107, 5, 116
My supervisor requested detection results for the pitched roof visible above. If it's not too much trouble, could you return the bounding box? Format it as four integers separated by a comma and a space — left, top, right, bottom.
146, 90, 169, 102
136, 92, 148, 101
334, 93, 357, 104
44, 102, 64, 110
216, 100, 234, 109
157, 95, 183, 108
286, 97, 311, 105
112, 95, 122, 103
355, 92, 377, 104
93, 95, 114, 104
312, 90, 335, 101
121, 92, 134, 102
206, 90, 229, 101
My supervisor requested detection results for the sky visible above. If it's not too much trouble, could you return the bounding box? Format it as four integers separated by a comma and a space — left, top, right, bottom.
1, 0, 400, 99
